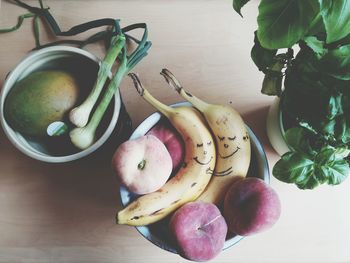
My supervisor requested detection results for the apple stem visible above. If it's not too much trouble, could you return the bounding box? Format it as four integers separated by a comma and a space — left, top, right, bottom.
138, 159, 146, 170
198, 214, 222, 231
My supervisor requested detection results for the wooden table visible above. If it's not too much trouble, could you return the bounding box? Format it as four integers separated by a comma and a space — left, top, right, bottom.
0, 1, 349, 262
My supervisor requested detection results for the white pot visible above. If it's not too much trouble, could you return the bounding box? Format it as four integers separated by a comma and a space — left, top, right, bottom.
266, 97, 290, 156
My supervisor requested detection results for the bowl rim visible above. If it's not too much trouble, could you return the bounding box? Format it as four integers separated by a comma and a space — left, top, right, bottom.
120, 101, 270, 253
0, 46, 121, 163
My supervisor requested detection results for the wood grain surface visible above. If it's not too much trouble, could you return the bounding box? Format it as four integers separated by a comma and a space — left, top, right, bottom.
0, 1, 349, 262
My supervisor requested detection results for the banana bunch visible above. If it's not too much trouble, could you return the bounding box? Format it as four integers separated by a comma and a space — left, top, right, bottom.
117, 73, 216, 226
161, 69, 251, 206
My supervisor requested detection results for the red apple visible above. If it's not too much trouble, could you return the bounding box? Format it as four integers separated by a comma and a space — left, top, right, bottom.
147, 120, 184, 171
224, 177, 281, 236
170, 202, 227, 262
112, 135, 172, 195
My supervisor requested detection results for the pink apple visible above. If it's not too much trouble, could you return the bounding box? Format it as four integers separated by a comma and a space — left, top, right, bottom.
147, 120, 184, 171
170, 202, 228, 262
224, 177, 281, 236
112, 135, 172, 195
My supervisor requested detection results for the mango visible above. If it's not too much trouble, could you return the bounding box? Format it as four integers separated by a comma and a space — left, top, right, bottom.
4, 70, 80, 137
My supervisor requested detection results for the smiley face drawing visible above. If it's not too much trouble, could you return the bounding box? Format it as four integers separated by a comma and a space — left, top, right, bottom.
214, 133, 249, 177
217, 135, 240, 159
193, 140, 214, 166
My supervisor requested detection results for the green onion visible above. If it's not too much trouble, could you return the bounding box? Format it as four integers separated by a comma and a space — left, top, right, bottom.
70, 27, 151, 149
69, 33, 126, 128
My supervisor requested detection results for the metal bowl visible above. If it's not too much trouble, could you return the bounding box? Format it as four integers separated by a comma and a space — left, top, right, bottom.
120, 102, 270, 253
0, 46, 125, 163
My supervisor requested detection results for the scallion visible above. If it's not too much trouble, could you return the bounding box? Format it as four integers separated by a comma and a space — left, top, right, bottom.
69, 26, 151, 149
69, 33, 126, 128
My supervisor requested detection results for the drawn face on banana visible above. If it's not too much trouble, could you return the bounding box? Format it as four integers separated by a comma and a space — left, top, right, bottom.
217, 135, 240, 159
193, 140, 214, 166
214, 133, 249, 176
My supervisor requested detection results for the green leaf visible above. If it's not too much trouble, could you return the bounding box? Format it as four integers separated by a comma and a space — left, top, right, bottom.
327, 93, 343, 119
251, 32, 277, 72
257, 0, 320, 49
319, 0, 350, 44
334, 147, 350, 159
325, 159, 350, 184
296, 174, 320, 189
314, 146, 335, 164
298, 121, 318, 135
303, 36, 327, 58
321, 119, 337, 140
261, 68, 283, 96
329, 32, 350, 48
232, 0, 250, 17
314, 146, 350, 185
273, 152, 315, 185
294, 47, 320, 73
273, 146, 350, 189
306, 12, 325, 36
314, 166, 328, 184
261, 51, 293, 96
319, 44, 350, 80
284, 127, 316, 156
336, 117, 350, 143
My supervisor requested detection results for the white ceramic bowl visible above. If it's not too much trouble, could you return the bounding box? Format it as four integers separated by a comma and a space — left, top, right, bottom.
120, 102, 270, 253
0, 46, 122, 163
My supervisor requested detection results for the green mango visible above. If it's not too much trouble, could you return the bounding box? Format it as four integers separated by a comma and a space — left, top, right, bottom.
4, 70, 80, 137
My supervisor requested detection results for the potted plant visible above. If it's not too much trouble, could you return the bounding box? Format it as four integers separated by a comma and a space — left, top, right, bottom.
233, 1, 350, 189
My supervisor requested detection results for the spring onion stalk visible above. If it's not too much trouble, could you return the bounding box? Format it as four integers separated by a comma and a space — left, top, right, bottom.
70, 49, 127, 149
70, 28, 152, 149
69, 34, 126, 127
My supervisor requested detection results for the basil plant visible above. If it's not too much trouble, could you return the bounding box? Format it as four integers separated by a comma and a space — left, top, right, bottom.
234, 0, 350, 189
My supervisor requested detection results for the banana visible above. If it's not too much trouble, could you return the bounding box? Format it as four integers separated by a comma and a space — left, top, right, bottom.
161, 69, 251, 206
117, 73, 216, 226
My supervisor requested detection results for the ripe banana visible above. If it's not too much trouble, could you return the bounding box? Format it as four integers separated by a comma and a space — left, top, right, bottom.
161, 69, 251, 206
117, 73, 216, 226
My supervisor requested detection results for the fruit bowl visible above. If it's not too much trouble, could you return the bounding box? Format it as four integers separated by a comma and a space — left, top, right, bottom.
119, 102, 270, 253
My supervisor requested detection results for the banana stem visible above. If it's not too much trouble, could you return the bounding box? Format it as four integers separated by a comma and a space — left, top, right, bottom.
128, 73, 175, 118
160, 68, 209, 112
